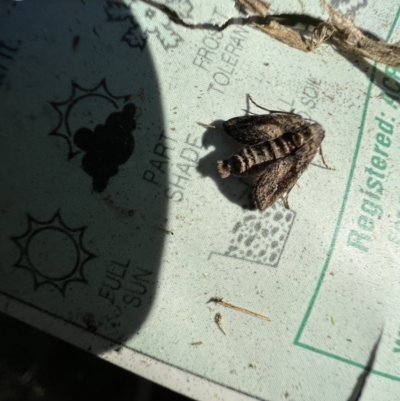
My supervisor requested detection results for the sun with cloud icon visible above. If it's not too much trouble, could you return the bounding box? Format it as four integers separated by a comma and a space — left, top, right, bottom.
11, 211, 96, 296
49, 79, 137, 192
50, 79, 132, 159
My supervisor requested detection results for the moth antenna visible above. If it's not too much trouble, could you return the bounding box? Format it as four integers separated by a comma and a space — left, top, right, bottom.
247, 93, 274, 113
217, 160, 231, 178
282, 184, 296, 210
242, 109, 258, 115
246, 94, 300, 116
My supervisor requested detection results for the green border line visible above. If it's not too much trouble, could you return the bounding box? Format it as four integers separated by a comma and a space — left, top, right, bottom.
294, 7, 400, 381
297, 343, 400, 382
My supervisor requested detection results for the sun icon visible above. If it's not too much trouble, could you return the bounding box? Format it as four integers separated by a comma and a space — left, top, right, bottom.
11, 211, 96, 296
50, 79, 131, 159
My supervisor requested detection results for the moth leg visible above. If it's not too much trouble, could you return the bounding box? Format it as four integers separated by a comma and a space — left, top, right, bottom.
282, 194, 291, 210
282, 184, 297, 210
318, 145, 335, 170
238, 179, 253, 201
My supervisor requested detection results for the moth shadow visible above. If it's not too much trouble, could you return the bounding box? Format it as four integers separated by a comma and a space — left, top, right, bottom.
197, 119, 256, 210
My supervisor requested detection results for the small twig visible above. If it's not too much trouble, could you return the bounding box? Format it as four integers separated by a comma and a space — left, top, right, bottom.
158, 226, 174, 235
210, 297, 271, 322
237, 0, 270, 17
215, 312, 227, 335
197, 122, 216, 129
140, 0, 400, 67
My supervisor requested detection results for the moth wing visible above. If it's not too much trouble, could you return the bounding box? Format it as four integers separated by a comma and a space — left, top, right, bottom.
253, 142, 320, 210
223, 114, 305, 145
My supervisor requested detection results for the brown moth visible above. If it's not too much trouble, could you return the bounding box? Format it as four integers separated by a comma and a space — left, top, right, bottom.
217, 97, 326, 210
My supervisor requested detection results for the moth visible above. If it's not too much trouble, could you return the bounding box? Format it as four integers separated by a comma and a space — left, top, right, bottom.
217, 96, 326, 210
